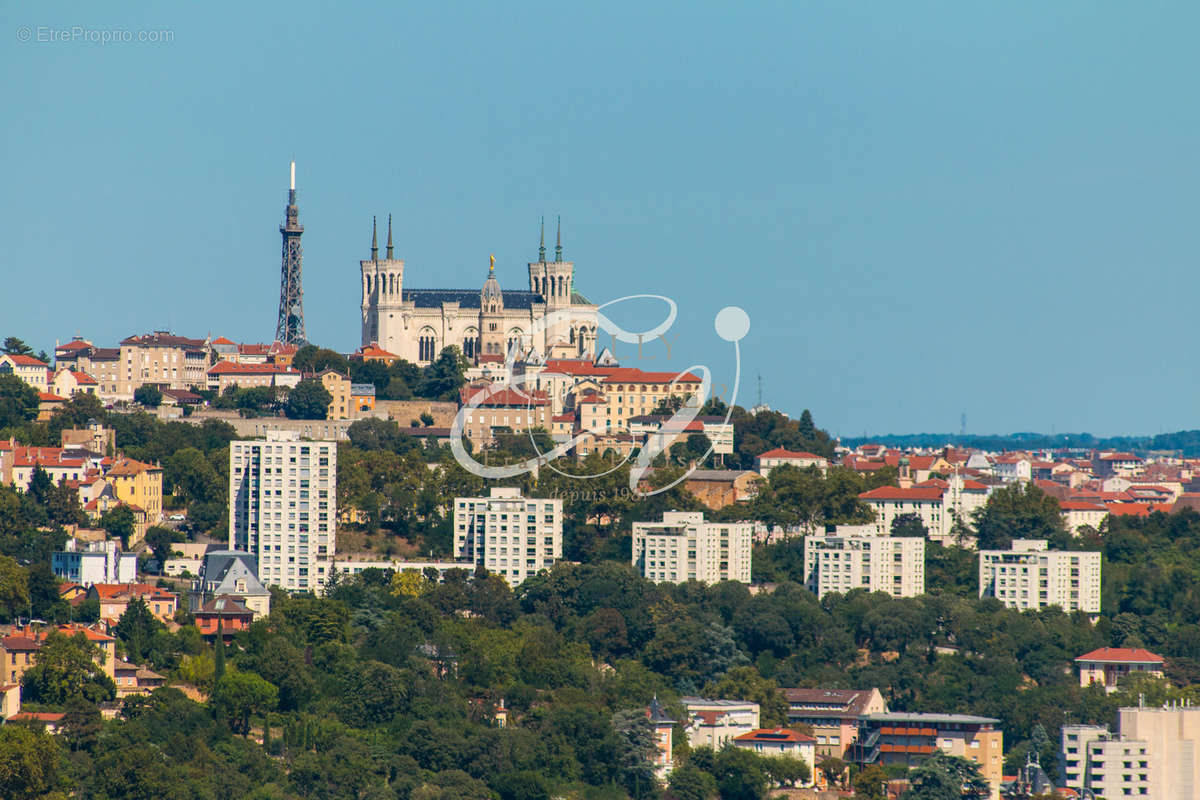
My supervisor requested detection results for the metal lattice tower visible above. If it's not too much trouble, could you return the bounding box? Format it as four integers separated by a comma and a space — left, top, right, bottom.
275, 160, 306, 345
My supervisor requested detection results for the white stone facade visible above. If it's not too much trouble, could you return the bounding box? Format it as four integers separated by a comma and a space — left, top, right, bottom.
453, 487, 562, 586
361, 246, 599, 366
978, 539, 1101, 613
632, 511, 753, 584
803, 534, 925, 599
228, 431, 336, 593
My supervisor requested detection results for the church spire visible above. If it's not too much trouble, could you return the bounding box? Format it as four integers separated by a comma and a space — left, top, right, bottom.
386, 214, 393, 260
555, 215, 563, 262
371, 216, 378, 261
538, 216, 546, 263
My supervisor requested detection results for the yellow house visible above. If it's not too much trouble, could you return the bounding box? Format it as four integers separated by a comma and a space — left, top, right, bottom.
107, 457, 163, 525
316, 370, 352, 420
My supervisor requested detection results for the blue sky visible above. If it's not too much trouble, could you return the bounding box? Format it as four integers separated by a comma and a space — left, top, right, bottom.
3, 2, 1198, 437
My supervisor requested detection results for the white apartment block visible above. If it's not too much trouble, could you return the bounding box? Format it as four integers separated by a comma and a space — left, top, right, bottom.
229, 431, 336, 593
453, 487, 562, 586
1063, 704, 1200, 799
52, 539, 137, 586
803, 534, 925, 599
978, 539, 1101, 613
632, 511, 752, 584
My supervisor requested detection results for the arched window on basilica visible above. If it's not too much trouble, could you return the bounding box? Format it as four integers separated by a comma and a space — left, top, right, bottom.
418, 330, 437, 362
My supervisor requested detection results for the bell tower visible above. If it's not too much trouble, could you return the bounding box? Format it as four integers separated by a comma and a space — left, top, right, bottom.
528, 216, 575, 356
360, 214, 405, 350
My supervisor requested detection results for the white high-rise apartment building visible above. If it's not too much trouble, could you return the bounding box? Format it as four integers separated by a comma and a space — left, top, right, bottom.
632, 511, 752, 585
453, 487, 562, 586
1062, 704, 1200, 799
803, 534, 925, 599
978, 539, 1101, 613
229, 430, 336, 593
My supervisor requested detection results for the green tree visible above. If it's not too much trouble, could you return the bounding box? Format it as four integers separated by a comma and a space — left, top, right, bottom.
904, 751, 989, 800
98, 505, 136, 548
44, 481, 83, 527
763, 755, 810, 787
973, 483, 1065, 549
2, 337, 35, 356
420, 346, 468, 400
0, 554, 31, 622
703, 666, 788, 727
0, 375, 39, 431
284, 379, 332, 420
164, 446, 222, 505
852, 763, 890, 800
668, 764, 719, 800
797, 409, 817, 440
292, 345, 349, 375
713, 746, 769, 800
143, 526, 181, 568
60, 698, 102, 753
0, 725, 62, 800
113, 598, 164, 664
818, 756, 848, 789
212, 670, 278, 736
133, 385, 163, 408
891, 512, 928, 538
612, 709, 658, 798
21, 630, 116, 705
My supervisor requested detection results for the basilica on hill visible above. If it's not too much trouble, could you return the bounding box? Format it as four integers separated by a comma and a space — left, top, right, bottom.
360, 216, 599, 366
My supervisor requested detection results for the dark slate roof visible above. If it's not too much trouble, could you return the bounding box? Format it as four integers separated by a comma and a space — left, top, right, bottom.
648, 695, 676, 724
403, 289, 546, 310
200, 550, 262, 588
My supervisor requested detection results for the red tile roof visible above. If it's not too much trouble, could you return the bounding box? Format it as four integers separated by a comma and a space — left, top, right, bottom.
1059, 500, 1107, 511
354, 343, 399, 359
461, 386, 549, 407
1076, 647, 1164, 664
12, 447, 84, 468
90, 583, 175, 601
733, 727, 815, 744
6, 354, 48, 366
859, 486, 944, 501
602, 367, 702, 384
211, 336, 236, 345
758, 448, 824, 460
1107, 503, 1173, 517
107, 456, 160, 476
207, 361, 298, 376
56, 339, 92, 352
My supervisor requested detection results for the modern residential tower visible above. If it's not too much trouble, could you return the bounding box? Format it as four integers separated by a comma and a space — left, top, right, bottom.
229, 431, 335, 593
631, 511, 752, 584
453, 487, 562, 586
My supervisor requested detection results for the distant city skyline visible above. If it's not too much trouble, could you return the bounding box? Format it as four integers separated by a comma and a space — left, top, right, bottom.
5, 1, 1200, 436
